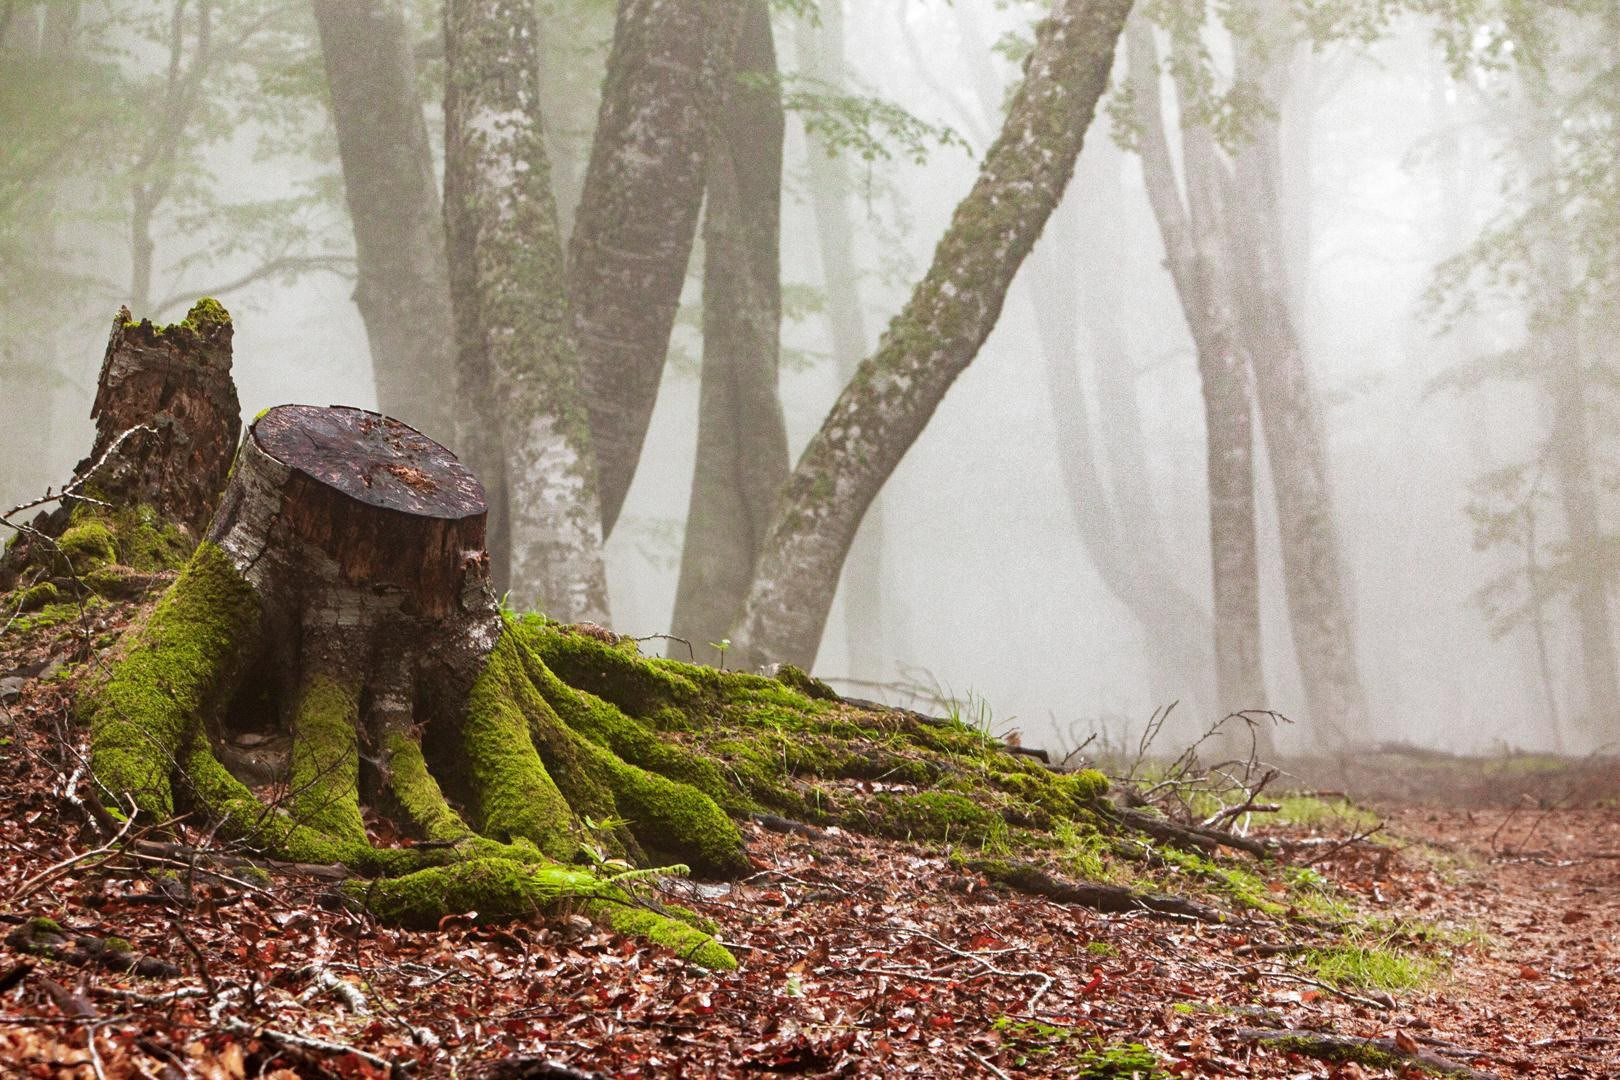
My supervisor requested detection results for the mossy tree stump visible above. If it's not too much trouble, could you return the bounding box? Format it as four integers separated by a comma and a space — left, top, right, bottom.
90, 404, 747, 967
87, 405, 1206, 970
1, 300, 238, 606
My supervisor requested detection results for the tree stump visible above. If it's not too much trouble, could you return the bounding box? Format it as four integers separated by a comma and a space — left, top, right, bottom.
87, 408, 1193, 969
1, 300, 240, 604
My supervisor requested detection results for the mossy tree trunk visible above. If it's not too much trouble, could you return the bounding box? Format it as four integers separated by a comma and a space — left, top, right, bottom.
443, 0, 610, 623
1, 300, 238, 604
731, 0, 1136, 671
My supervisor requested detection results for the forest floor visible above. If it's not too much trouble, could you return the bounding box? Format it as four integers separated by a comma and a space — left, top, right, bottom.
0, 597, 1617, 1079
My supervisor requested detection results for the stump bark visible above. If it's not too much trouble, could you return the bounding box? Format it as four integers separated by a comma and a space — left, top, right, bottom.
1, 301, 240, 604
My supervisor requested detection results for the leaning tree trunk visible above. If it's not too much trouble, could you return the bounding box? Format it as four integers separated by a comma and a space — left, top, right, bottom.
1, 300, 238, 604
731, 0, 1137, 671
86, 403, 1202, 967
669, 0, 790, 659
313, 0, 456, 443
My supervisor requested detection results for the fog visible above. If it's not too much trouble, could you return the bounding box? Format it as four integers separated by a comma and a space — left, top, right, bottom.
4, 0, 1612, 757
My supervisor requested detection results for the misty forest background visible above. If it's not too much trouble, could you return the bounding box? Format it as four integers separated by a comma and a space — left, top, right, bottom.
2, 0, 1615, 758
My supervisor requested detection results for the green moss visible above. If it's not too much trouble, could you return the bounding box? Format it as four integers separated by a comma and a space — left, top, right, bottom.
1153, 845, 1283, 914
57, 522, 116, 571
990, 1019, 1166, 1077
870, 789, 1006, 846
774, 664, 839, 701
288, 677, 366, 844
86, 542, 261, 817
146, 297, 230, 339
26, 917, 62, 935
384, 731, 475, 844
462, 631, 579, 860
103, 936, 132, 955
1259, 1034, 1405, 1071
349, 857, 735, 970
15, 581, 61, 612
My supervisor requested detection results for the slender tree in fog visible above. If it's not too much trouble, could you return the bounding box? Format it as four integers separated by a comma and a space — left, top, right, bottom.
1226, 0, 1368, 744
1124, 19, 1267, 728
312, 0, 455, 443
732, 0, 1137, 671
443, 0, 610, 623
670, 0, 791, 656
570, 0, 749, 538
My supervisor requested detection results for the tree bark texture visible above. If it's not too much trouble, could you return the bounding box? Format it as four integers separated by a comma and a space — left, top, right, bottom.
312, 0, 456, 443
793, 0, 892, 682
444, 0, 610, 623
568, 0, 749, 538
1227, 18, 1367, 744
1125, 19, 1267, 722
1, 301, 238, 599
732, 0, 1137, 671
669, 0, 790, 657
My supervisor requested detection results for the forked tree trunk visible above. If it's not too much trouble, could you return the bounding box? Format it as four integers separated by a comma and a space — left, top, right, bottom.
1126, 20, 1268, 732
1228, 14, 1367, 746
570, 0, 750, 536
444, 0, 610, 622
1, 301, 239, 596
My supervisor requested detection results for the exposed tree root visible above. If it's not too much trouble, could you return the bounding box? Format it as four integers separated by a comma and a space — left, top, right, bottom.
963, 857, 1228, 922
6, 917, 179, 979
1232, 1027, 1495, 1079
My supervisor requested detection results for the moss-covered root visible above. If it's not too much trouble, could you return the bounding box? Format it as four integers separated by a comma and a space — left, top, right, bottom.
287, 676, 367, 846
464, 621, 748, 877
86, 542, 262, 817
352, 857, 736, 971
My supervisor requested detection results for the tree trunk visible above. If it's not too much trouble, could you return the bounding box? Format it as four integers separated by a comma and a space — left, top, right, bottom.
1521, 115, 1619, 740
1030, 195, 1215, 723
569, 0, 748, 538
793, 0, 892, 683
312, 0, 456, 443
1125, 19, 1267, 725
1227, 18, 1366, 745
669, 0, 790, 658
443, 0, 610, 623
731, 0, 1136, 671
